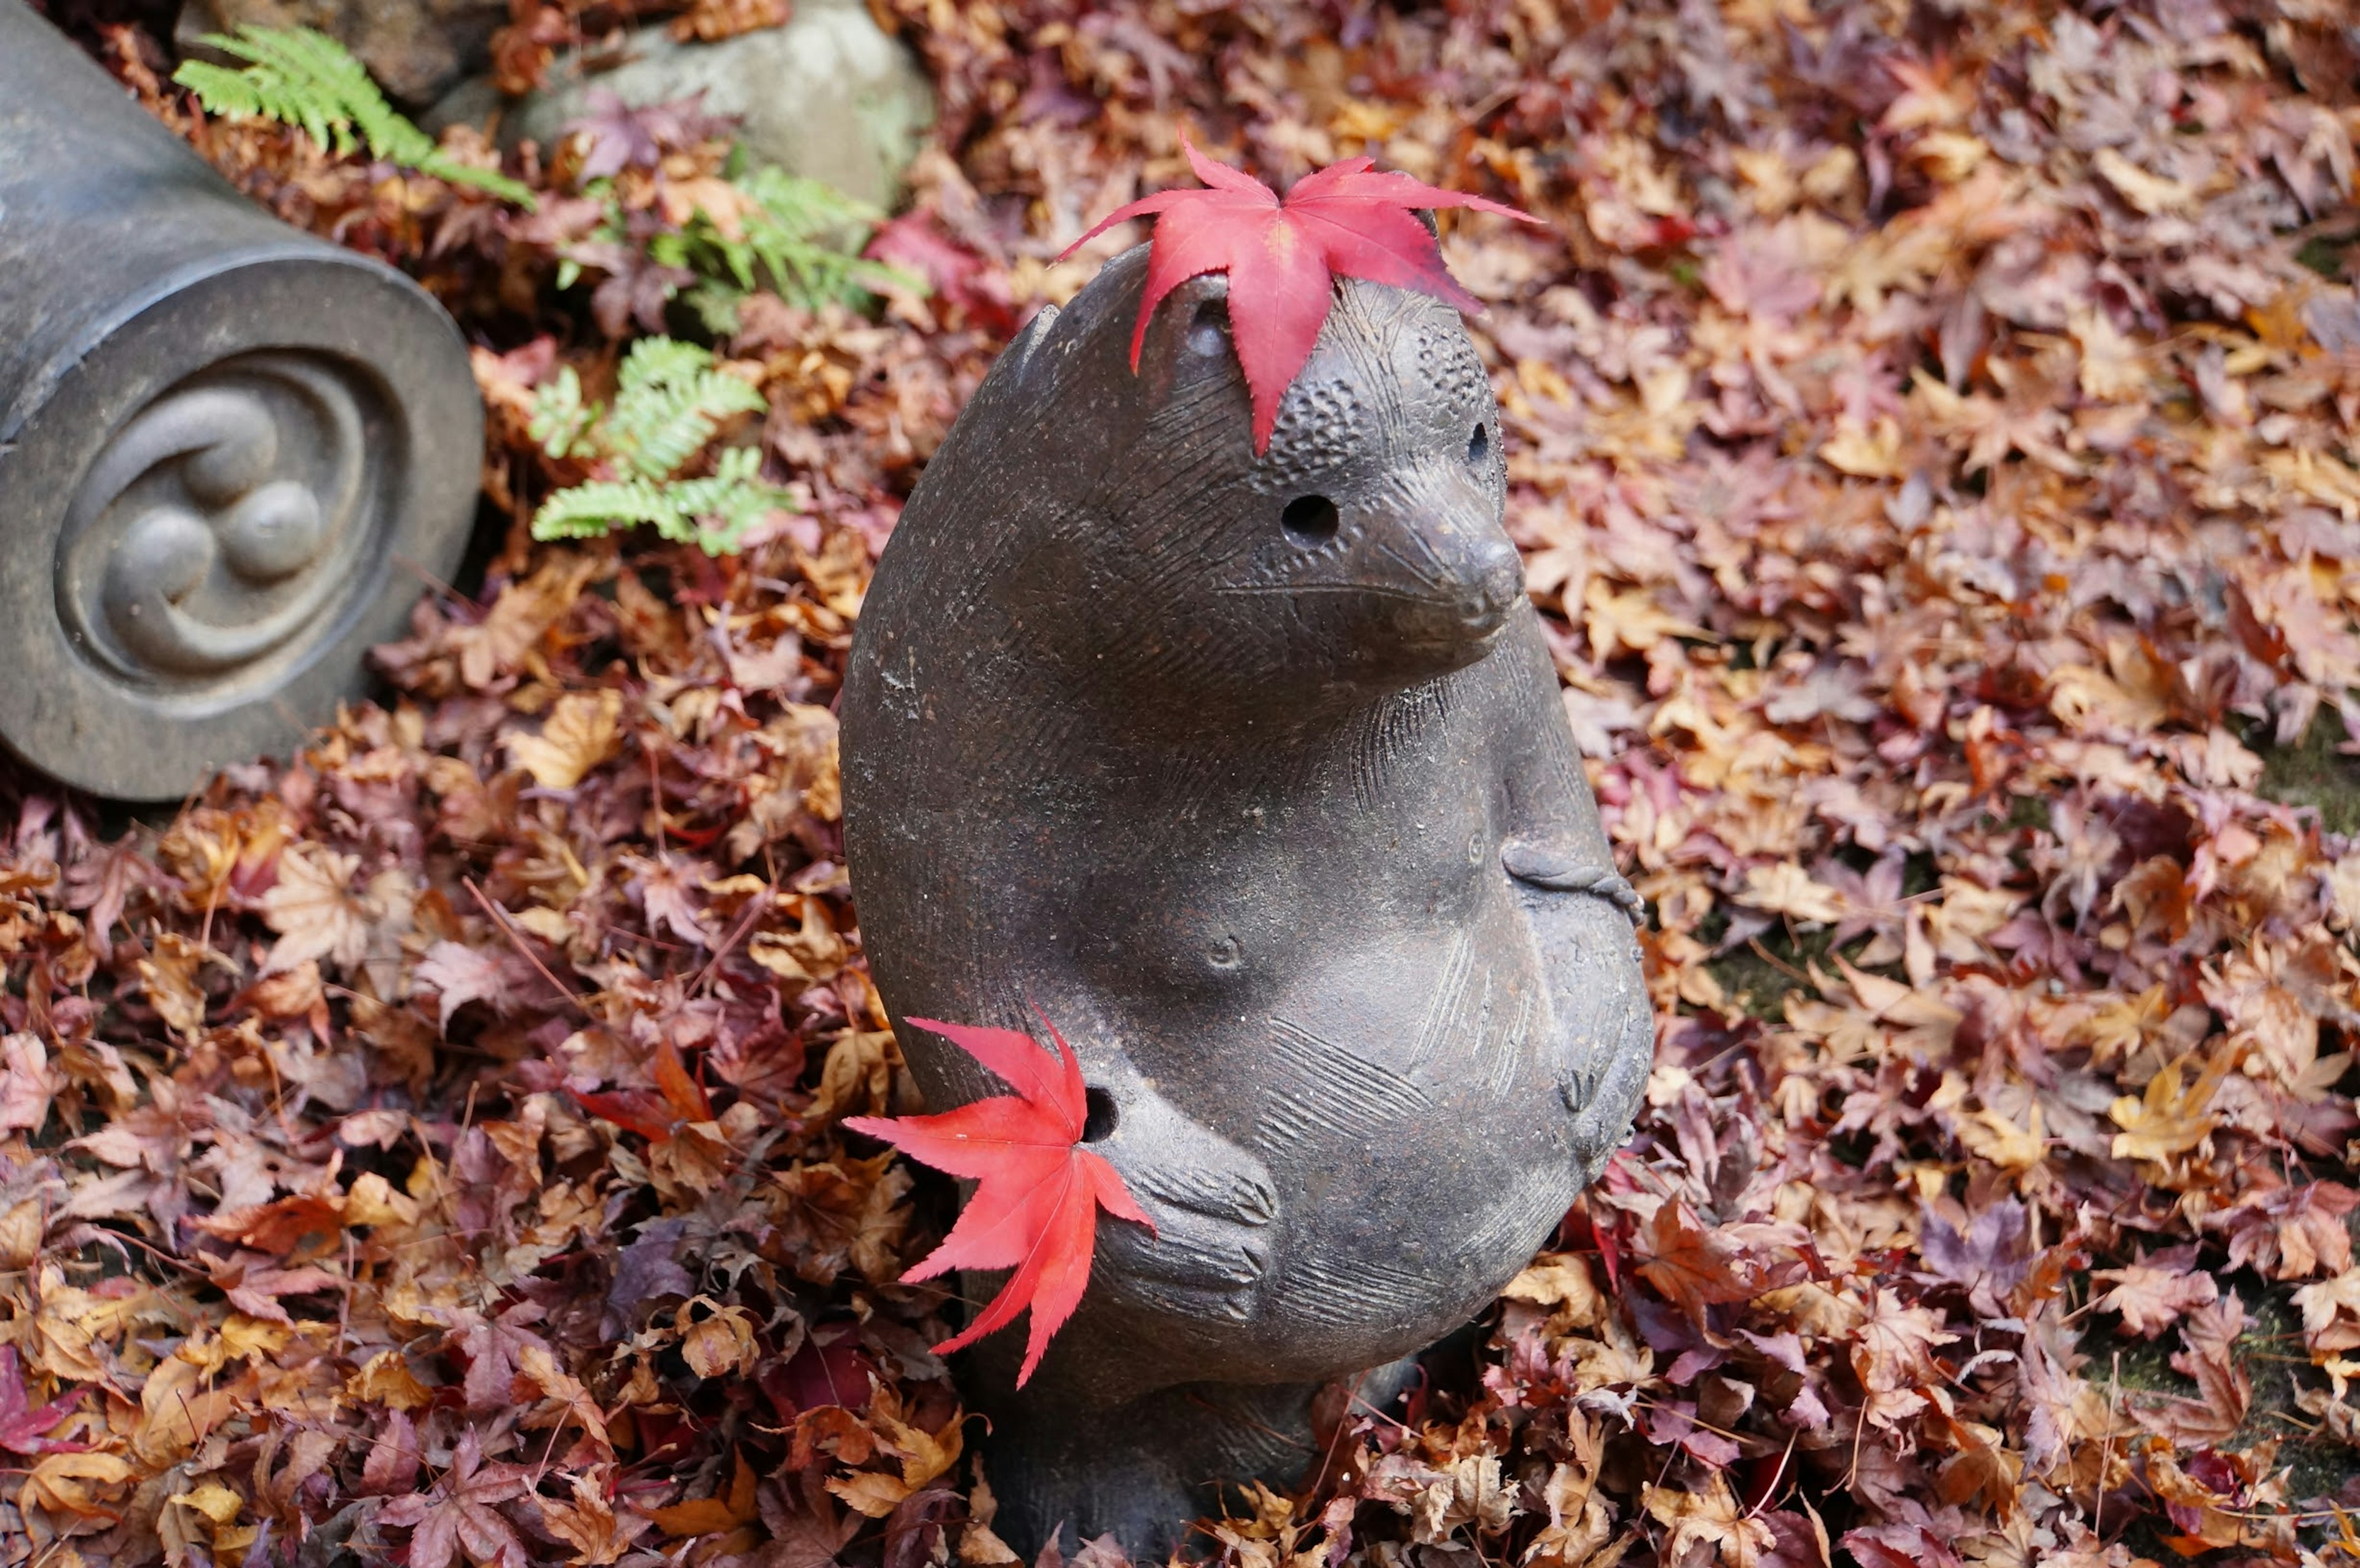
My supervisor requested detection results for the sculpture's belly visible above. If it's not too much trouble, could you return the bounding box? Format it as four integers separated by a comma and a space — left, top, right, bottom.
1222, 892, 1588, 1374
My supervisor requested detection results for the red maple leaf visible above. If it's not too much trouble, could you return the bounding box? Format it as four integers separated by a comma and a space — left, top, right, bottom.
1060, 133, 1542, 451
844, 1014, 1152, 1387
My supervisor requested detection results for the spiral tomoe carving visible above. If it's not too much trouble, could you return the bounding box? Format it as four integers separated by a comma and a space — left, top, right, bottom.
55, 353, 382, 692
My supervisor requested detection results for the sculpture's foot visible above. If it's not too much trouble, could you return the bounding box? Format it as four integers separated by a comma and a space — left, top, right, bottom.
980, 1362, 1417, 1560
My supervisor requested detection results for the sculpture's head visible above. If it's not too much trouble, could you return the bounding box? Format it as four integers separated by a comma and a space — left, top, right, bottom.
985, 248, 1524, 711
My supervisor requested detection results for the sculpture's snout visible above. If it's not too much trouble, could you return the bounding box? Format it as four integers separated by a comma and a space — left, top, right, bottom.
1383, 496, 1526, 649
1455, 523, 1527, 631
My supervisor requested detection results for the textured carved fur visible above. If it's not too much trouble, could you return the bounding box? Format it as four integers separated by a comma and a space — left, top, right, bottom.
841, 248, 1651, 1553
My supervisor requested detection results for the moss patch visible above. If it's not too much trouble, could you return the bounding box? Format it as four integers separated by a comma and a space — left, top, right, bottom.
2257, 705, 2360, 836
2080, 1280, 2360, 1542
1702, 917, 1847, 1022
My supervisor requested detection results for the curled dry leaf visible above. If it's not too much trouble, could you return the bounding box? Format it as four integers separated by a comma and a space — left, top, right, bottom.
508, 689, 625, 790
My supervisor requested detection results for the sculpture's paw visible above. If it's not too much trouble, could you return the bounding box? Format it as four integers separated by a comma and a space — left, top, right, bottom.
1501, 837, 1643, 922
1085, 1064, 1279, 1324
1562, 971, 1654, 1186
1501, 834, 1652, 1186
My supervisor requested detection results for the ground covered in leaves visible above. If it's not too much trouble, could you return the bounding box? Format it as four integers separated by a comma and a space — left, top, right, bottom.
9, 1, 2360, 1565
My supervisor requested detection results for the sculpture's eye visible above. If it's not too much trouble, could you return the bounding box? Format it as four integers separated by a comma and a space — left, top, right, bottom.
1281, 494, 1340, 544
1468, 423, 1490, 465
1082, 1087, 1118, 1142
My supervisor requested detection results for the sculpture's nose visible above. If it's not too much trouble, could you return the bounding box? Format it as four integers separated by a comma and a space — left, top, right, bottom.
1410, 504, 1524, 635
1462, 526, 1525, 624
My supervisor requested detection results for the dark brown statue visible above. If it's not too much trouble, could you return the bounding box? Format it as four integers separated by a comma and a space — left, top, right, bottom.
840, 246, 1651, 1554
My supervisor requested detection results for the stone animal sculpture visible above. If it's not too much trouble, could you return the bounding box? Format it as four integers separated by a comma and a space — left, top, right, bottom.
840, 245, 1652, 1554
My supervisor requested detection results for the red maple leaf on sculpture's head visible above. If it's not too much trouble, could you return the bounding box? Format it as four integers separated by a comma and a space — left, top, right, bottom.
1058, 132, 1544, 452
844, 1014, 1151, 1387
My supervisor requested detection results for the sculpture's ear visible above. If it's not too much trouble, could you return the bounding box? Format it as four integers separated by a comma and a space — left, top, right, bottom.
1002, 302, 1061, 377
1133, 272, 1245, 416
960, 302, 1063, 431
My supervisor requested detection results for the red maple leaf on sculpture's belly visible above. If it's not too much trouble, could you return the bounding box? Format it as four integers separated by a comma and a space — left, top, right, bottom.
1059, 132, 1543, 452
844, 1016, 1152, 1387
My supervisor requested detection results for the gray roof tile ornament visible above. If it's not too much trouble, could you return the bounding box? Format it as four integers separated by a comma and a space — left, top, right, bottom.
0, 0, 480, 799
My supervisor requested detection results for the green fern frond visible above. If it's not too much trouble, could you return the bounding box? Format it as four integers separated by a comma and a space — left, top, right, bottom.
663, 447, 790, 553
527, 339, 789, 554
175, 26, 533, 205
531, 447, 784, 554
528, 367, 599, 460
678, 167, 922, 312
600, 339, 770, 482
530, 477, 686, 541
741, 168, 921, 307
568, 157, 922, 323
617, 336, 726, 390
681, 280, 752, 337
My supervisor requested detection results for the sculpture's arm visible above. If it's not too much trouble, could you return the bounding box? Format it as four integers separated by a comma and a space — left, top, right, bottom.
1508, 871, 1654, 1181
1495, 620, 1638, 913
1492, 629, 1653, 1178
1502, 838, 1643, 917
1079, 1051, 1279, 1325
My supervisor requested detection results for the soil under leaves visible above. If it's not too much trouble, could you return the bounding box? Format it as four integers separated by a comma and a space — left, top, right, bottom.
9, 2, 2360, 1566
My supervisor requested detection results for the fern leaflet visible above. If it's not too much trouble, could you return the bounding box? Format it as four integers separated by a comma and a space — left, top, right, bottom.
590, 164, 923, 326
722, 168, 920, 309
529, 339, 789, 554
175, 26, 534, 205
599, 338, 771, 480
